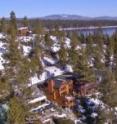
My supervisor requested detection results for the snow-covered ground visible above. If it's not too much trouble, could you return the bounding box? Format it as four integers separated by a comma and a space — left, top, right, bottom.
0, 41, 7, 70
17, 36, 35, 43
0, 33, 6, 40
29, 65, 73, 86
43, 56, 58, 65
50, 36, 71, 52
22, 45, 32, 56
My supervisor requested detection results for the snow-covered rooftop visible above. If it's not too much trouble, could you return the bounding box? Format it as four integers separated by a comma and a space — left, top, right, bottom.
28, 96, 47, 104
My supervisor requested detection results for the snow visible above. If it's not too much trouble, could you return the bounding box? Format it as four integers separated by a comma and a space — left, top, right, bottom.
22, 45, 32, 56
91, 113, 98, 118
110, 55, 114, 61
50, 36, 57, 41
43, 56, 58, 65
31, 103, 50, 112
45, 66, 64, 77
89, 98, 105, 108
0, 33, 6, 39
29, 65, 73, 86
28, 96, 47, 104
29, 74, 42, 86
17, 36, 34, 42
51, 43, 60, 52
64, 38, 71, 48
18, 27, 28, 30
64, 65, 73, 72
54, 113, 67, 118
115, 107, 117, 111
50, 36, 71, 52
48, 36, 60, 52
76, 45, 82, 50
0, 53, 5, 70
74, 119, 82, 124
29, 72, 47, 86
0, 41, 7, 70
77, 105, 86, 113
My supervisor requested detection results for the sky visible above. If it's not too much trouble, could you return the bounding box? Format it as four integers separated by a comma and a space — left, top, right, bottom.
0, 0, 117, 18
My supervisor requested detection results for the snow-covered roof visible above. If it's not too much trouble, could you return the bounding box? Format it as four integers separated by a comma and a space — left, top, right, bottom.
28, 96, 47, 104
18, 27, 28, 30
45, 66, 64, 76
29, 71, 49, 87
31, 103, 50, 112
29, 65, 73, 86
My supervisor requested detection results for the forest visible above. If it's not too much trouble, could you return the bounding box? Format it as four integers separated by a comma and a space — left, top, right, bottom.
0, 12, 117, 124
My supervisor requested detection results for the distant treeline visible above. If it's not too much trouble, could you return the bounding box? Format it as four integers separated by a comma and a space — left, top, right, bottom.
1, 17, 117, 31
29, 19, 117, 29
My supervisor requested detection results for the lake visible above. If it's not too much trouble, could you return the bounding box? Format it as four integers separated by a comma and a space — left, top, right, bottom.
63, 26, 117, 36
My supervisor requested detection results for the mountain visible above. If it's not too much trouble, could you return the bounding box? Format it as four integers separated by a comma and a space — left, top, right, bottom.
42, 14, 92, 20
42, 14, 117, 20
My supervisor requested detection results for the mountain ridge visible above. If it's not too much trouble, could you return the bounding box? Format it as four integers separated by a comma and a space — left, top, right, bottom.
41, 14, 117, 20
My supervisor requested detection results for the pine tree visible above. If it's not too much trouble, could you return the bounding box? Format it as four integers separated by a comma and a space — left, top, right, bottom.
33, 20, 44, 35
9, 11, 17, 38
68, 33, 79, 72
23, 16, 29, 27
58, 37, 68, 65
0, 76, 11, 100
8, 96, 27, 124
0, 17, 6, 33
96, 107, 108, 124
44, 33, 53, 48
99, 69, 117, 123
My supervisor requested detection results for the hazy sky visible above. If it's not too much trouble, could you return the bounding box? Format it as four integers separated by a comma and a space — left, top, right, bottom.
0, 0, 117, 17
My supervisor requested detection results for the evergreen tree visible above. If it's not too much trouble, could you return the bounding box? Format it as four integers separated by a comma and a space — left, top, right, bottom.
96, 107, 108, 124
9, 11, 17, 37
99, 69, 117, 123
23, 16, 29, 27
33, 20, 44, 34
0, 76, 11, 100
44, 33, 53, 48
58, 38, 68, 65
8, 96, 27, 124
0, 17, 6, 33
68, 34, 79, 72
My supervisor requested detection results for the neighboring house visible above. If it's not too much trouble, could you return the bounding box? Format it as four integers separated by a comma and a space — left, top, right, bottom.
47, 77, 74, 108
17, 27, 32, 36
74, 80, 98, 96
